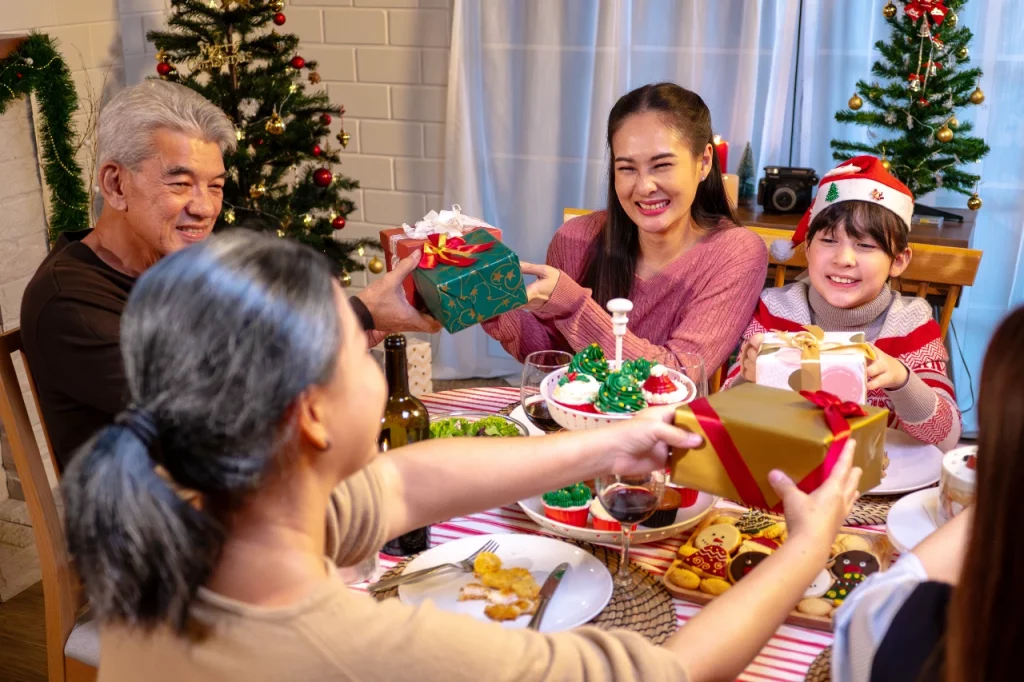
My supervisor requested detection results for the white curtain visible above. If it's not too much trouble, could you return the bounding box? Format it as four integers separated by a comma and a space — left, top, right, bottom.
791, 0, 1024, 435
438, 0, 798, 380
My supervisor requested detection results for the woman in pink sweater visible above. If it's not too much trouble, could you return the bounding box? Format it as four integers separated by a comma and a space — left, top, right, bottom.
483, 83, 768, 374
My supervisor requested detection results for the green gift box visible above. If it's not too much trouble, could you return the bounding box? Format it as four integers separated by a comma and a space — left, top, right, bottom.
403, 229, 527, 334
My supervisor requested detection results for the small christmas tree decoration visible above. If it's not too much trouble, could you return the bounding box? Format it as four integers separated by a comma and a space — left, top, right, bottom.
936, 125, 954, 143
332, 214, 347, 230
947, 12, 958, 27
848, 93, 863, 110
273, 12, 286, 25
313, 167, 333, 187
368, 256, 384, 273
339, 272, 352, 287
290, 55, 304, 69
970, 86, 985, 104
337, 130, 351, 148
825, 182, 840, 202
312, 144, 322, 156
249, 181, 266, 199
320, 113, 332, 125
968, 193, 982, 210
223, 208, 236, 224
308, 71, 321, 84
737, 142, 755, 200
265, 112, 285, 135
157, 61, 173, 77
883, 1, 897, 19
957, 46, 969, 59
270, 0, 284, 11
949, 115, 959, 128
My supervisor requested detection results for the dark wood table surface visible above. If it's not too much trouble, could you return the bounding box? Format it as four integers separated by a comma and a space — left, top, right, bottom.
735, 203, 976, 248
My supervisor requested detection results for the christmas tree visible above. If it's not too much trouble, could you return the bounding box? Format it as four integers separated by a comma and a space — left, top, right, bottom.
148, 0, 378, 277
831, 0, 989, 209
737, 142, 755, 201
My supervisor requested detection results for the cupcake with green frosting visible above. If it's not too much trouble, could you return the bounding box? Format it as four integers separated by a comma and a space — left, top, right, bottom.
622, 357, 655, 382
569, 344, 610, 382
541, 483, 593, 527
595, 371, 648, 414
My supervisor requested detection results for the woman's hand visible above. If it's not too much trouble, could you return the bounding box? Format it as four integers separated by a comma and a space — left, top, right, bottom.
769, 439, 862, 557
866, 345, 910, 391
519, 262, 561, 312
596, 405, 704, 477
739, 334, 764, 383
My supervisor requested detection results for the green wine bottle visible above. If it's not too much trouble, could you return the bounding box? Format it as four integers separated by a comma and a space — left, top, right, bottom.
379, 334, 431, 556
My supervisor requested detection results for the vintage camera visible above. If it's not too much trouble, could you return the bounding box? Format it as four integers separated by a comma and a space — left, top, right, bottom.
757, 166, 819, 214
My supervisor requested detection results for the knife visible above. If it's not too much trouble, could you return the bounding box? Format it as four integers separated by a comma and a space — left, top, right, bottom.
527, 562, 570, 631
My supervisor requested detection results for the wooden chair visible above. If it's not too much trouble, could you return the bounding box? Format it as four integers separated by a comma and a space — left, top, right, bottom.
0, 328, 98, 682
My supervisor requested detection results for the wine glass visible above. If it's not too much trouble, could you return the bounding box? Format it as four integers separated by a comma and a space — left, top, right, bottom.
520, 350, 573, 433
595, 471, 666, 587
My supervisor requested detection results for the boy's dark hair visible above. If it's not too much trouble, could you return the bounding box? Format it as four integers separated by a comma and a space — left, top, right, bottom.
806, 201, 910, 260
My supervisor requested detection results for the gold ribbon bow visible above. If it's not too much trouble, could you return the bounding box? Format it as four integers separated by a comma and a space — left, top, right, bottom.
766, 326, 875, 392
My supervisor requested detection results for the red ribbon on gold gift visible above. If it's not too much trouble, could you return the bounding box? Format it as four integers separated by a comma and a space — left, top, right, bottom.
688, 390, 866, 511
418, 233, 494, 269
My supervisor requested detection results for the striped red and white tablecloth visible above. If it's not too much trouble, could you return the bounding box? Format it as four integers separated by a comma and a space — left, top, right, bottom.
363, 386, 852, 682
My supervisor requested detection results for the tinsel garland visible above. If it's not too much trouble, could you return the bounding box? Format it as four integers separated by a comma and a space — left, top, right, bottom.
0, 33, 90, 241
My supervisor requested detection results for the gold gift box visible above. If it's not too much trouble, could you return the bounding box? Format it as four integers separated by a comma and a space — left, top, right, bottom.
670, 384, 888, 509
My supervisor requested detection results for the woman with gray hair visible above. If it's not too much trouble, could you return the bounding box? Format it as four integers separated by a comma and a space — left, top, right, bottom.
64, 232, 861, 682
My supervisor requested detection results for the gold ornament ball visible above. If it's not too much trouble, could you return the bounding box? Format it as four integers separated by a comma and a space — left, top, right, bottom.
368, 256, 385, 275
883, 2, 897, 19
936, 125, 954, 143
957, 46, 969, 60
223, 208, 236, 224
968, 194, 982, 211
949, 116, 959, 129
269, 0, 285, 10
946, 12, 957, 28
882, 159, 891, 171
265, 113, 285, 135
339, 272, 352, 287
848, 93, 863, 111
249, 182, 266, 199
970, 86, 985, 105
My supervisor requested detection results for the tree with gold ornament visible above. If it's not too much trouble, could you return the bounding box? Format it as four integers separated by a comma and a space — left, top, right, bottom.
832, 0, 989, 210
148, 0, 377, 275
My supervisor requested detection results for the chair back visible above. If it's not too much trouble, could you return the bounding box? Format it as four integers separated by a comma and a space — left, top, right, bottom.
0, 328, 85, 682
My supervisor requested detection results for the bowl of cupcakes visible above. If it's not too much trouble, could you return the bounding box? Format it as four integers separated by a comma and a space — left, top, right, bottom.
540, 344, 698, 431
517, 480, 717, 546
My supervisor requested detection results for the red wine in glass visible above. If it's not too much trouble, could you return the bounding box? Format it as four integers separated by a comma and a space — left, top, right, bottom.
523, 397, 562, 433
599, 486, 660, 524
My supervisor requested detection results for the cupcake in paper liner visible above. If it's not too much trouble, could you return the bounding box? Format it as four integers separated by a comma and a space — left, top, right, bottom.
642, 365, 691, 405
594, 372, 647, 414
542, 483, 592, 527
622, 357, 655, 382
667, 482, 700, 508
643, 487, 682, 528
569, 344, 610, 382
552, 371, 600, 412
589, 498, 630, 531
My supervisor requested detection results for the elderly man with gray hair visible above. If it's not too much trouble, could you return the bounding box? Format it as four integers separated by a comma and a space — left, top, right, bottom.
20, 80, 438, 470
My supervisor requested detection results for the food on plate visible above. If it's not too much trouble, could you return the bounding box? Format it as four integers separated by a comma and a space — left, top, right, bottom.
938, 446, 977, 526
457, 552, 542, 622
825, 550, 881, 605
803, 568, 834, 599
553, 372, 601, 410
594, 371, 647, 414
666, 561, 700, 590
621, 357, 655, 382
641, 365, 691, 405
541, 483, 592, 527
430, 415, 523, 438
699, 577, 731, 595
797, 597, 835, 617
679, 524, 741, 579
569, 343, 610, 382
643, 487, 682, 528
734, 509, 784, 539
728, 551, 768, 583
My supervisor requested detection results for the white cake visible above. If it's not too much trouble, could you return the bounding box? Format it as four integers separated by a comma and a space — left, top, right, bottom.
937, 445, 977, 526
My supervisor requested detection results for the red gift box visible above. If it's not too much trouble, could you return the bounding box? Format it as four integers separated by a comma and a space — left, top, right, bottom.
379, 225, 503, 306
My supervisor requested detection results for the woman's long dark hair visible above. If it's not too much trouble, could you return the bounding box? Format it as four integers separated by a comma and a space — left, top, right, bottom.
946, 306, 1024, 682
62, 231, 342, 633
581, 82, 737, 307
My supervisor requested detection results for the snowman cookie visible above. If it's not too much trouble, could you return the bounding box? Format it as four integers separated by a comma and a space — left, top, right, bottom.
681, 524, 742, 579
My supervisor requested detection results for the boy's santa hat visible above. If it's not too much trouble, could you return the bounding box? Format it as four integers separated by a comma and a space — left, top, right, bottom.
769, 156, 915, 262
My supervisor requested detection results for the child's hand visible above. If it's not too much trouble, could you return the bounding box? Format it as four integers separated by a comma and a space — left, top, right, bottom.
739, 334, 764, 383
866, 345, 910, 391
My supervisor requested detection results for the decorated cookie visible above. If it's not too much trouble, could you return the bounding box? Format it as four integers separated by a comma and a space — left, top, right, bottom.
693, 524, 742, 552
622, 358, 655, 382
594, 372, 647, 414
735, 510, 784, 539
826, 550, 881, 604
728, 551, 768, 583
677, 545, 699, 559
699, 578, 732, 596
666, 564, 701, 590
739, 537, 779, 555
804, 568, 833, 599
833, 534, 872, 555
682, 524, 742, 579
796, 598, 834, 617
569, 344, 610, 382
553, 372, 601, 408
641, 365, 691, 405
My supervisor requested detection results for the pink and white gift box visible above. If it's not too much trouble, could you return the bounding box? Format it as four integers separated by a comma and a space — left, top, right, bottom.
755, 330, 871, 405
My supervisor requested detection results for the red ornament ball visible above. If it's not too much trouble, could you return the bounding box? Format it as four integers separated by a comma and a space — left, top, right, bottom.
312, 144, 322, 157
332, 215, 347, 230
313, 168, 333, 187
319, 113, 332, 125
290, 56, 305, 69
273, 12, 286, 25
157, 62, 172, 76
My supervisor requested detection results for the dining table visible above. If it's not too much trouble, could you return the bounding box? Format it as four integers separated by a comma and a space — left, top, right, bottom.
353, 386, 889, 682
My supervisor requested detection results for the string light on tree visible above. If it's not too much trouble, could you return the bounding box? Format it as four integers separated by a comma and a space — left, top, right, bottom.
249, 181, 266, 199
303, 213, 314, 227
223, 208, 236, 224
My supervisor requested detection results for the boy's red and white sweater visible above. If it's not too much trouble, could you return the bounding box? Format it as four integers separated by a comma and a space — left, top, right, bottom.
724, 282, 961, 451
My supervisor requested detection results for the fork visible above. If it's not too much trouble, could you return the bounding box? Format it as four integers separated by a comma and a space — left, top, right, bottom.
368, 539, 499, 593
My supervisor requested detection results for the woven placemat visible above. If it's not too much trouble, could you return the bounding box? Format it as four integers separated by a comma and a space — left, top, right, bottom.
372, 539, 678, 643
805, 645, 832, 682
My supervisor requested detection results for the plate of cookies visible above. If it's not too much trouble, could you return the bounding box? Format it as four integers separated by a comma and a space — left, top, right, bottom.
663, 508, 894, 631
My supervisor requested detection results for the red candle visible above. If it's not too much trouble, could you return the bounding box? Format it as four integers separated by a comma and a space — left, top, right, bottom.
713, 135, 729, 172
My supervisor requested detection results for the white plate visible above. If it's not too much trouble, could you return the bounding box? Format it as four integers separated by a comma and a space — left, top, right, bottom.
518, 492, 717, 545
869, 429, 943, 495
886, 488, 941, 553
508, 405, 549, 437
398, 534, 613, 632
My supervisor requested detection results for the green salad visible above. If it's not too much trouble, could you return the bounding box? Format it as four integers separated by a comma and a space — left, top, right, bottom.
430, 415, 523, 438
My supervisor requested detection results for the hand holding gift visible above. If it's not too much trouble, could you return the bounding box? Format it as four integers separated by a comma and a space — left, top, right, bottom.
755, 326, 874, 404
519, 261, 561, 312
358, 250, 442, 335
739, 333, 764, 383
865, 345, 910, 391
